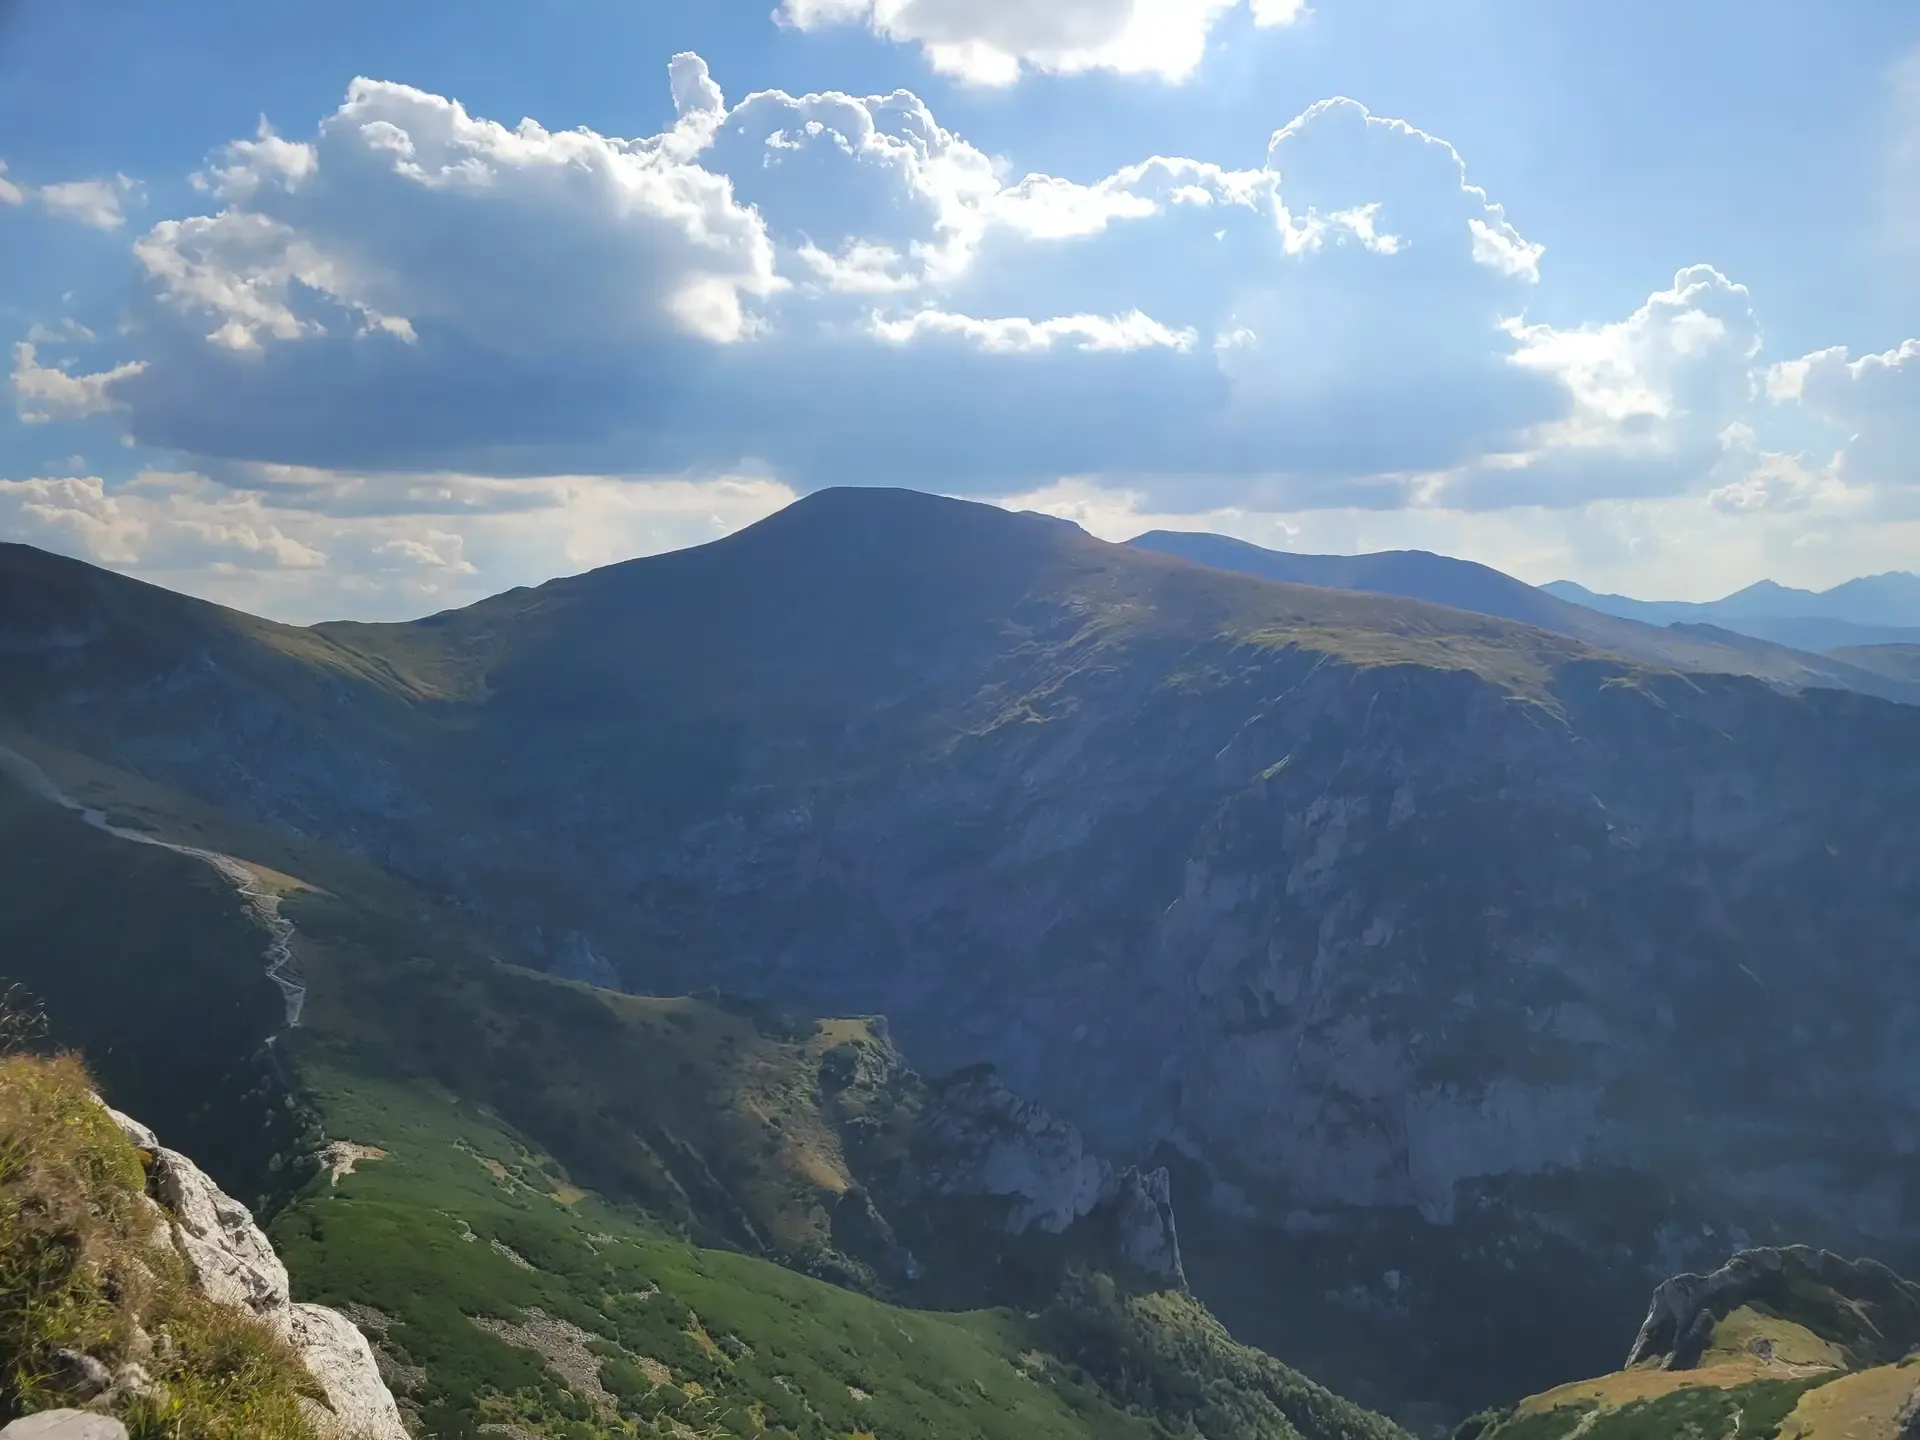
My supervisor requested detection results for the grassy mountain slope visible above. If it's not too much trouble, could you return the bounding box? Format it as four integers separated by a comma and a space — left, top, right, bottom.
1128, 531, 1920, 700
321, 488, 1599, 703
278, 1059, 1403, 1440
0, 757, 304, 1207
1465, 1249, 1920, 1440
1832, 645, 1920, 685
0, 753, 1405, 1440
0, 540, 432, 712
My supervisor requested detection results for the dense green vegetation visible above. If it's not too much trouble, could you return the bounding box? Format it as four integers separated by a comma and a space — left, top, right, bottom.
274, 1063, 1122, 1440
1472, 1377, 1842, 1440
272, 1061, 1409, 1440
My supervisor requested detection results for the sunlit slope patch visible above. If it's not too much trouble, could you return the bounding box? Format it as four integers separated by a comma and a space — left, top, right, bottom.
1466, 1250, 1920, 1440
274, 1064, 1408, 1440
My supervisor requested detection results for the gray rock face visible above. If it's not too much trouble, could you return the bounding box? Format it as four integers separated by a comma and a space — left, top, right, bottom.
1896, 1380, 1920, 1440
105, 1107, 409, 1440
1109, 1166, 1184, 1282
286, 1303, 412, 1440
908, 1073, 1185, 1285
0, 1412, 129, 1440
1626, 1248, 1797, 1370
120, 1114, 292, 1322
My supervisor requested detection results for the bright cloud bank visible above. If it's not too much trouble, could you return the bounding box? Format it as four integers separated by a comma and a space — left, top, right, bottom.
6, 54, 1918, 613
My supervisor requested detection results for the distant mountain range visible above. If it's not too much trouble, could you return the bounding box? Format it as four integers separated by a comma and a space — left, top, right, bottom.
1544, 574, 1920, 651
1126, 530, 1920, 704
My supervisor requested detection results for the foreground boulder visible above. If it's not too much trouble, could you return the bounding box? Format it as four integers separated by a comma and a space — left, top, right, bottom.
0, 1413, 129, 1440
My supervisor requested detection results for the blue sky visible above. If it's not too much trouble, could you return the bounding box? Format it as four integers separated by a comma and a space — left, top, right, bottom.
1, 0, 1916, 620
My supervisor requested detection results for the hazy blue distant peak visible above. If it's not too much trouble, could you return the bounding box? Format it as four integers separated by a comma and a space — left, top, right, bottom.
1541, 582, 1708, 627
1546, 573, 1920, 628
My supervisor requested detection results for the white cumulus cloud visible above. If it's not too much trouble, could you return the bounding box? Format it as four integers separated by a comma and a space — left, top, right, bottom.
776, 0, 1309, 86
0, 467, 797, 622
99, 67, 1577, 502
0, 161, 142, 228
134, 76, 783, 353
38, 174, 141, 230
0, 472, 323, 571
1769, 339, 1920, 497
10, 342, 147, 423
870, 307, 1197, 352
24, 50, 1908, 607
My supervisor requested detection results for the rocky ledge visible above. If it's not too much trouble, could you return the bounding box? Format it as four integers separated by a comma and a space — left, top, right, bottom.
103, 1105, 408, 1440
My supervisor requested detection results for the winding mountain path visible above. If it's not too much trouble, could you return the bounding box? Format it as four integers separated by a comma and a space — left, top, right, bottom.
0, 743, 306, 1027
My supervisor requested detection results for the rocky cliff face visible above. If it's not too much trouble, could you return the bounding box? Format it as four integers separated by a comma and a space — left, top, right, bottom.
902, 1071, 1185, 1287
105, 1106, 407, 1440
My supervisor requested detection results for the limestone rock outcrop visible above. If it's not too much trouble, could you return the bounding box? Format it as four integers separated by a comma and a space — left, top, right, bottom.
907, 1071, 1186, 1286
106, 1107, 409, 1440
0, 1412, 129, 1440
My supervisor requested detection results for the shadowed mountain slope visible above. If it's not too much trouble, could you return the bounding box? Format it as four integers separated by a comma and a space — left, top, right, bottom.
1127, 530, 1920, 700
6, 489, 1920, 1422
0, 747, 1407, 1440
1831, 645, 1920, 685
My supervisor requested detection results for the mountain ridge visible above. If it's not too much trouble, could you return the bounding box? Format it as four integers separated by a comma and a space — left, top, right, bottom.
6, 487, 1920, 1423
1545, 574, 1920, 649
1126, 528, 1920, 699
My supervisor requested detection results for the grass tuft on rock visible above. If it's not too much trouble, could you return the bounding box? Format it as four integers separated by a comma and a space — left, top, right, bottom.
0, 1050, 318, 1439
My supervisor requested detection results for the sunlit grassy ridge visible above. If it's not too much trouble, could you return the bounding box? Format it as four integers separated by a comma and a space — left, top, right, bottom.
1463, 1268, 1920, 1440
